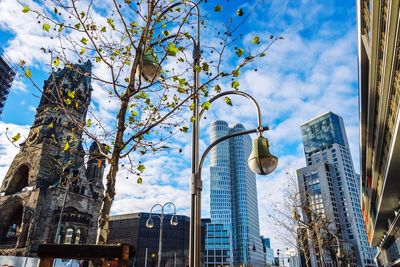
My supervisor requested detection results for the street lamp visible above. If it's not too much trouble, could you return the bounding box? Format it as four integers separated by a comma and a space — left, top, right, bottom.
140, 2, 278, 266
146, 202, 178, 267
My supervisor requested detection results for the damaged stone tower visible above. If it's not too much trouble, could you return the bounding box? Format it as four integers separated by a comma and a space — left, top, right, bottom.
0, 61, 104, 256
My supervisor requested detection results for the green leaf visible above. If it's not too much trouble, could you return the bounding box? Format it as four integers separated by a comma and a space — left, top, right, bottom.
75, 23, 81, 30
137, 164, 145, 172
166, 42, 179, 56
95, 57, 101, 63
42, 23, 50, 32
202, 62, 209, 72
64, 98, 71, 105
53, 57, 60, 67
11, 133, 21, 142
22, 6, 30, 13
80, 11, 86, 18
81, 37, 88, 45
201, 101, 211, 110
67, 90, 76, 99
137, 177, 143, 184
189, 102, 195, 111
224, 97, 233, 106
236, 8, 244, 16
80, 47, 86, 55
235, 48, 244, 57
63, 141, 70, 151
214, 84, 222, 93
190, 116, 197, 122
180, 126, 189, 133
105, 144, 111, 151
194, 65, 202, 72
214, 5, 222, 12
19, 60, 26, 66
107, 18, 115, 30
231, 80, 240, 90
24, 69, 32, 78
86, 119, 92, 127
232, 68, 239, 77
48, 122, 54, 128
252, 35, 260, 45
101, 26, 107, 32
163, 29, 170, 36
260, 52, 266, 57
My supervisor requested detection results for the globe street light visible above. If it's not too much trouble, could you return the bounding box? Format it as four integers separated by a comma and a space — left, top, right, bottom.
146, 202, 178, 267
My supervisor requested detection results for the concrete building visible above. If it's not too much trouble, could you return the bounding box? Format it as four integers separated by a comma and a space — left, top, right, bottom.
108, 212, 194, 267
0, 49, 16, 116
297, 112, 376, 266
0, 61, 104, 256
205, 121, 264, 267
357, 0, 400, 266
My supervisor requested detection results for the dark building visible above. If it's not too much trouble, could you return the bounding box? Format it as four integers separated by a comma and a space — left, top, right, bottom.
0, 61, 104, 256
108, 212, 209, 267
0, 49, 16, 116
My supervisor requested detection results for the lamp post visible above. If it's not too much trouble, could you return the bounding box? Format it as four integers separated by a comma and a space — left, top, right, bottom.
146, 202, 179, 267
140, 2, 278, 266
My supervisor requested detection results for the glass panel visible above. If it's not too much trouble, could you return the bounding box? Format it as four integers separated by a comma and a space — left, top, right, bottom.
64, 228, 74, 244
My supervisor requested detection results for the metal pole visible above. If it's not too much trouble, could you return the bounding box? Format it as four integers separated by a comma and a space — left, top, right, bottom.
158, 211, 164, 267
54, 186, 68, 243
145, 247, 148, 267
174, 252, 176, 267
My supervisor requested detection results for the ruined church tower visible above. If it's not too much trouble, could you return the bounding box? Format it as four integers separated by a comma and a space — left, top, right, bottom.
0, 61, 104, 256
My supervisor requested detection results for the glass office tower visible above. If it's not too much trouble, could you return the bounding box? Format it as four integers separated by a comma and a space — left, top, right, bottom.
205, 120, 264, 267
297, 112, 375, 267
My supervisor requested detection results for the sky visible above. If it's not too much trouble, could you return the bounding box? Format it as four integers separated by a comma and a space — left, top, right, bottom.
0, 0, 359, 254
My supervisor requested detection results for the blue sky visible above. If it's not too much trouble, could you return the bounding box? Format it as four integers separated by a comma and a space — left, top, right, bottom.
0, 0, 359, 252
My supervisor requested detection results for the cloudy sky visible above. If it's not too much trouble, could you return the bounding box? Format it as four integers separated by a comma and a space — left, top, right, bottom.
0, 0, 359, 253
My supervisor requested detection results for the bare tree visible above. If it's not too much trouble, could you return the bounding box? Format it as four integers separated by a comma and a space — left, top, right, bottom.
12, 0, 281, 245
267, 172, 353, 267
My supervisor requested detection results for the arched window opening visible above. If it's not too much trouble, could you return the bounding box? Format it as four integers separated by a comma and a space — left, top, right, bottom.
75, 229, 81, 244
0, 203, 23, 245
64, 228, 74, 244
5, 165, 29, 195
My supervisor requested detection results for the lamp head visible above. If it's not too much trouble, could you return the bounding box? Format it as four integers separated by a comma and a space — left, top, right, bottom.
140, 49, 161, 82
170, 215, 178, 226
146, 217, 154, 229
248, 135, 278, 175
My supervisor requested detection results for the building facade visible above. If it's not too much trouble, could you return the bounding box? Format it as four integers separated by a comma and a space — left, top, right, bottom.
0, 49, 16, 116
357, 0, 400, 266
0, 61, 104, 256
108, 212, 207, 267
260, 236, 274, 266
296, 112, 376, 267
206, 121, 264, 267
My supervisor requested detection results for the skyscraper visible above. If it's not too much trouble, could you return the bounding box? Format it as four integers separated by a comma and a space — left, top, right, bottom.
0, 49, 16, 116
296, 112, 375, 267
205, 120, 264, 267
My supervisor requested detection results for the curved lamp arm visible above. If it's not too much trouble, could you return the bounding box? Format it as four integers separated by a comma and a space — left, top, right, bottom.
163, 201, 177, 216
197, 126, 269, 174
199, 91, 263, 131
149, 203, 163, 220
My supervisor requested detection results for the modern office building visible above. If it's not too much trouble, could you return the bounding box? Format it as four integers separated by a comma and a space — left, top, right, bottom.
296, 112, 376, 267
260, 236, 275, 266
0, 49, 16, 116
109, 212, 192, 267
205, 121, 264, 267
357, 0, 400, 266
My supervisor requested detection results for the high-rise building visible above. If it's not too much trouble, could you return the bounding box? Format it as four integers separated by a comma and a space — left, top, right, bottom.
357, 0, 400, 266
0, 61, 104, 256
0, 49, 16, 116
296, 112, 376, 267
205, 120, 264, 267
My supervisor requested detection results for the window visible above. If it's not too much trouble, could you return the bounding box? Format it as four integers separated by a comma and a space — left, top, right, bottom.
64, 228, 74, 244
